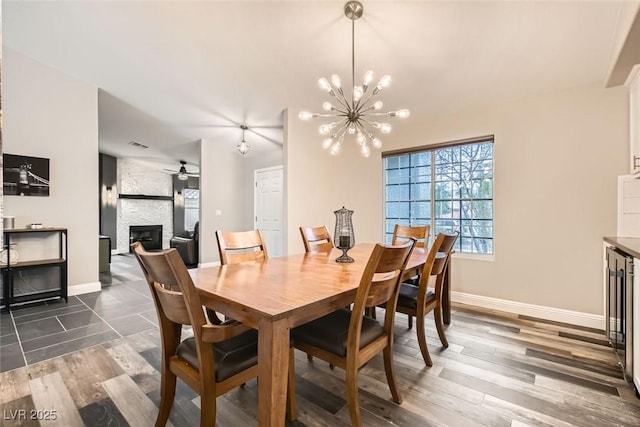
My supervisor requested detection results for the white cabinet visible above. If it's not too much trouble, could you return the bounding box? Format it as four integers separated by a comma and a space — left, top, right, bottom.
628, 65, 640, 175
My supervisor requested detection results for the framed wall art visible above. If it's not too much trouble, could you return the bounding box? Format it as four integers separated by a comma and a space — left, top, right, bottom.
3, 154, 50, 197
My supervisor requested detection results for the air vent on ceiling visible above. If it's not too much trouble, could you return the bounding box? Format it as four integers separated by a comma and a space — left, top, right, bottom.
128, 140, 149, 149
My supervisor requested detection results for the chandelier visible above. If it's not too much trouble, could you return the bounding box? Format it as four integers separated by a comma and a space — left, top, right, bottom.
237, 125, 250, 155
299, 1, 409, 157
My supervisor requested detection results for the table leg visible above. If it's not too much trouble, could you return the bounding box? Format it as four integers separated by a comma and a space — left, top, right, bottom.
258, 317, 290, 427
442, 262, 451, 325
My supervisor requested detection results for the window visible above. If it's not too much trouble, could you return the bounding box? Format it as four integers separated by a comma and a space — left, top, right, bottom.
183, 188, 200, 232
383, 138, 494, 254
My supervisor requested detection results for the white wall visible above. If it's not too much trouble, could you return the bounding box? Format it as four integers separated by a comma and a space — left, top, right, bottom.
285, 83, 627, 320
116, 158, 173, 252
199, 139, 245, 265
3, 48, 100, 292
284, 109, 384, 255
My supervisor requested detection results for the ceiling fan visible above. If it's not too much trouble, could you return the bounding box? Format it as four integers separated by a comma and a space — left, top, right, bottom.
164, 160, 199, 181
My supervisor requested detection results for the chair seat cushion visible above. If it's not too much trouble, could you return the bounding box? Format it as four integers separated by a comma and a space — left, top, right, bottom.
397, 282, 434, 309
176, 328, 258, 382
291, 308, 384, 357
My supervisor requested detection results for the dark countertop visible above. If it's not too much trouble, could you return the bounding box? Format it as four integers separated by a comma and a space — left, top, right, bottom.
604, 236, 640, 258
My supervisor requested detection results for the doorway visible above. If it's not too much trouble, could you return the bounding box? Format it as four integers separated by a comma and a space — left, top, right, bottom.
254, 166, 284, 257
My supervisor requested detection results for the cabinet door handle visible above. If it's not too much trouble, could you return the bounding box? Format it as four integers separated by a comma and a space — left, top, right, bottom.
634, 155, 640, 169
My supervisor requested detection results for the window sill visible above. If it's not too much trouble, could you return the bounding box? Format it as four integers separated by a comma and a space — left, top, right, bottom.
452, 252, 494, 262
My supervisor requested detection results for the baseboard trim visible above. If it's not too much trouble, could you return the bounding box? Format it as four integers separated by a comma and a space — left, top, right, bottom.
68, 281, 101, 296
199, 261, 221, 268
452, 291, 604, 330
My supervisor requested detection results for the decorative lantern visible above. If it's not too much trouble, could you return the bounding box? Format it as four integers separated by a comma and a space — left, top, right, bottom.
334, 206, 355, 263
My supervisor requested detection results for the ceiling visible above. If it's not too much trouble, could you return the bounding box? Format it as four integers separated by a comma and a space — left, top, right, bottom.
2, 1, 633, 170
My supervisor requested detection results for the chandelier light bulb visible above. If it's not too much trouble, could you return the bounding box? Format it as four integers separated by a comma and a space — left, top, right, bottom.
237, 141, 250, 155
397, 109, 410, 118
391, 109, 411, 119
377, 75, 392, 89
299, 1, 409, 157
331, 74, 342, 89
299, 111, 317, 120
353, 86, 363, 102
363, 70, 374, 86
318, 77, 331, 92
319, 122, 338, 135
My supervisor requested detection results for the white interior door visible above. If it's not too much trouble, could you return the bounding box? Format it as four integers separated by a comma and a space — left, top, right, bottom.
254, 166, 284, 257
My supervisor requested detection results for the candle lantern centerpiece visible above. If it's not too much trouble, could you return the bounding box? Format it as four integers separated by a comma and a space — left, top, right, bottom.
334, 206, 355, 263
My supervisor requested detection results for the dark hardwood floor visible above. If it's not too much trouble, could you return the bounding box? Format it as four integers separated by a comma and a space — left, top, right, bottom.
1, 254, 639, 426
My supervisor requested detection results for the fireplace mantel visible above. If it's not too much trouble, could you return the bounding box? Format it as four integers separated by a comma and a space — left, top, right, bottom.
119, 194, 173, 201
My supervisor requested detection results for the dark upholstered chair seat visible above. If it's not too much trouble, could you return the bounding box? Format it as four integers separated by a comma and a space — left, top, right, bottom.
397, 282, 435, 309
291, 308, 384, 356
176, 328, 258, 382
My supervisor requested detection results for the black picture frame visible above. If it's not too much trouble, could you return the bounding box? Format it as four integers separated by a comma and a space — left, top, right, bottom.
3, 154, 50, 197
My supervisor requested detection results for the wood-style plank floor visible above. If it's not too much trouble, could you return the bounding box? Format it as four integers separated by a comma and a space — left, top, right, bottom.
1, 255, 639, 426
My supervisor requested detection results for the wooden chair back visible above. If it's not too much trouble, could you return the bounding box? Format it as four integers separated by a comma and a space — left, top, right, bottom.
132, 242, 207, 326
428, 232, 459, 295
391, 224, 430, 248
216, 229, 269, 265
299, 225, 333, 253
350, 240, 415, 348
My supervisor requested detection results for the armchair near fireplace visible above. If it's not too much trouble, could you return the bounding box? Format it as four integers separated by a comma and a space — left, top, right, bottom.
170, 221, 199, 267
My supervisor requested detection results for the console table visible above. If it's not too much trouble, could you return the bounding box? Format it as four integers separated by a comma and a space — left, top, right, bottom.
1, 227, 68, 312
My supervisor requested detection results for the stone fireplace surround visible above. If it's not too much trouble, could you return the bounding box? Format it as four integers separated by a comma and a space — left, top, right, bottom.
116, 159, 173, 252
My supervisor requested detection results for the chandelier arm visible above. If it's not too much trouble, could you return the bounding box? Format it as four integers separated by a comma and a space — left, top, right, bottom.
362, 112, 392, 117
358, 119, 377, 136
354, 96, 376, 115
330, 107, 350, 115
355, 88, 377, 113
334, 120, 351, 141
358, 105, 378, 114
333, 86, 353, 110
318, 113, 346, 118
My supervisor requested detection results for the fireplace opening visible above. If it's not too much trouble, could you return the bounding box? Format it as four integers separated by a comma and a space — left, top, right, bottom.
129, 225, 163, 252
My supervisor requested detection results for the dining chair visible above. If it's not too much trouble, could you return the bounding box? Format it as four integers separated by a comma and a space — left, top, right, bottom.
368, 224, 431, 323
291, 240, 415, 427
395, 232, 458, 366
392, 223, 430, 290
209, 229, 270, 324
131, 242, 296, 426
216, 229, 269, 265
299, 225, 333, 253
392, 224, 430, 248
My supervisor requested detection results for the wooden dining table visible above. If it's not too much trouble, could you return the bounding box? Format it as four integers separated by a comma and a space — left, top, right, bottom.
189, 243, 451, 426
